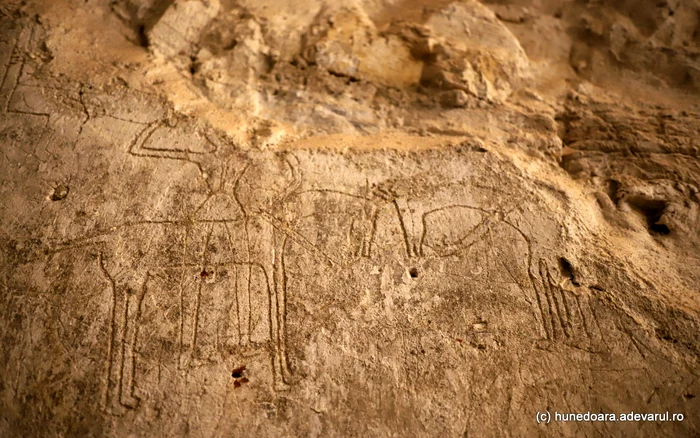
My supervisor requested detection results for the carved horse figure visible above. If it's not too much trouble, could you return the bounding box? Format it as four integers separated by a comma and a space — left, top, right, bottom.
390, 183, 600, 348
44, 120, 382, 413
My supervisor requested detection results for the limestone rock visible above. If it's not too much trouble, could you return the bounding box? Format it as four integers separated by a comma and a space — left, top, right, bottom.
1, 1, 699, 437
419, 1, 532, 103
304, 7, 424, 88
148, 0, 220, 66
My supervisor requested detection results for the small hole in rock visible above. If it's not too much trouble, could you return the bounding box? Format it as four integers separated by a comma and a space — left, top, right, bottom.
650, 223, 670, 235
231, 365, 246, 378
606, 179, 621, 202
409, 268, 418, 278
233, 377, 249, 389
559, 257, 580, 286
137, 24, 149, 48
50, 185, 69, 201
656, 328, 678, 344
189, 55, 198, 76
626, 196, 671, 235
683, 393, 695, 399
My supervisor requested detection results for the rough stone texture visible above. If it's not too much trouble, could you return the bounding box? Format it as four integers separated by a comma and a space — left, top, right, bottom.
0, 0, 699, 437
421, 0, 532, 102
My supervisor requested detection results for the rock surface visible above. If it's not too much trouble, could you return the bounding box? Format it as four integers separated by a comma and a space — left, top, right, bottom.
0, 0, 699, 437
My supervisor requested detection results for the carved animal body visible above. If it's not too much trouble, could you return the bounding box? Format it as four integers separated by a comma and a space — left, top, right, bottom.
2, 25, 597, 411
44, 123, 384, 412
391, 187, 602, 350
32, 125, 602, 415
42, 132, 602, 413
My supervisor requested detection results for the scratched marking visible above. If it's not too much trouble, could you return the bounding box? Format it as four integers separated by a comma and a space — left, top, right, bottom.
7, 48, 594, 412
48, 139, 383, 411
534, 258, 601, 347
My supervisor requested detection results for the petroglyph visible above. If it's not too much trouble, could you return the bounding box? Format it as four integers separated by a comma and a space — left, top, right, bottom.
42, 126, 391, 410
3, 3, 700, 435
8, 81, 697, 433
0, 26, 31, 114
534, 258, 602, 347
35, 116, 557, 414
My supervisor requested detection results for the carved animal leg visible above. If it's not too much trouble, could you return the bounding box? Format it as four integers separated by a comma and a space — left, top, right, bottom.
270, 233, 292, 389
236, 263, 251, 346
355, 208, 378, 258
362, 206, 379, 258
98, 254, 129, 412
393, 199, 422, 257
102, 279, 124, 410
99, 269, 146, 412
119, 275, 149, 409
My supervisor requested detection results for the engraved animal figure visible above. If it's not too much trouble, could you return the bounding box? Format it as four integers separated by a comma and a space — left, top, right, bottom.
46, 122, 382, 413
391, 185, 505, 258
97, 125, 303, 411
392, 189, 601, 346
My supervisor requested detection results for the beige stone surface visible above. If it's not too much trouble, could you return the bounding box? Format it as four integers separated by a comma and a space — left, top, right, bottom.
0, 0, 699, 436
